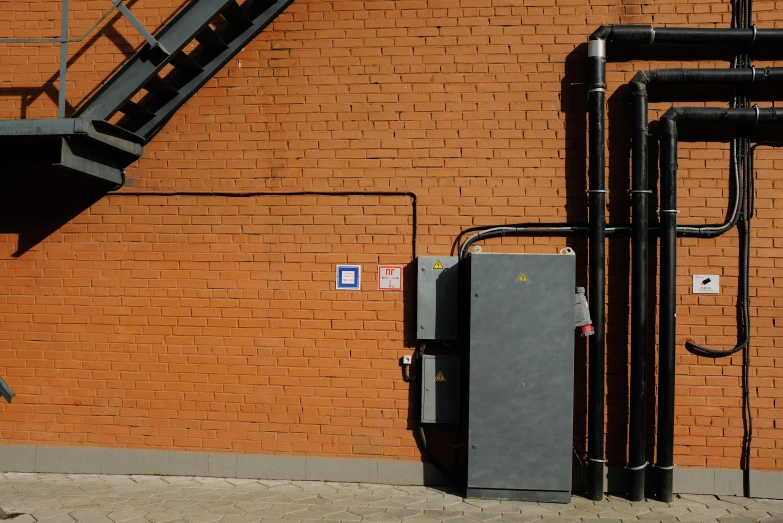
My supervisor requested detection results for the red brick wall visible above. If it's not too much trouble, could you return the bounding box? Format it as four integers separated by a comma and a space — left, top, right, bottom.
1, 0, 783, 471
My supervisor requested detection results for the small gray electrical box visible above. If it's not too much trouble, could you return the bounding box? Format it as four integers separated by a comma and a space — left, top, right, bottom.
420, 355, 460, 424
416, 256, 459, 340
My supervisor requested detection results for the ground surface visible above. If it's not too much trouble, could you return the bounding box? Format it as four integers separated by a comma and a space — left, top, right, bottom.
1, 474, 782, 523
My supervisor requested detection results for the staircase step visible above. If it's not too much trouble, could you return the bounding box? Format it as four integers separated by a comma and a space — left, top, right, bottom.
221, 0, 252, 30
170, 52, 205, 73
119, 100, 156, 119
195, 26, 229, 51
144, 76, 179, 100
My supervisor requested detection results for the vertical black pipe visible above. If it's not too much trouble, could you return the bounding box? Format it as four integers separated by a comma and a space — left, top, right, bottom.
656, 117, 678, 502
586, 37, 607, 501
627, 80, 649, 501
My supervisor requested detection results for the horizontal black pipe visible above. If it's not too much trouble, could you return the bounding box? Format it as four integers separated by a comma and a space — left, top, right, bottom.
663, 105, 783, 123
633, 66, 783, 85
591, 25, 783, 46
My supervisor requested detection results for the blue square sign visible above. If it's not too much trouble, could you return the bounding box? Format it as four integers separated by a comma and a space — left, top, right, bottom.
336, 265, 361, 290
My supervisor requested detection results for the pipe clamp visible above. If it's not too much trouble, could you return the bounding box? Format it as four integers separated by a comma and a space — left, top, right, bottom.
625, 461, 649, 471
588, 39, 606, 58
587, 458, 608, 463
658, 209, 680, 214
653, 464, 675, 470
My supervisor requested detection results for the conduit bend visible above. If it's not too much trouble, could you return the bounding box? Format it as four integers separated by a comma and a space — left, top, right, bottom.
655, 106, 783, 501
586, 24, 783, 500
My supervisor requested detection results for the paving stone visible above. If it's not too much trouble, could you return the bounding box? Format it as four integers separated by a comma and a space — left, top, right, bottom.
6, 515, 37, 523
317, 512, 361, 522
6, 473, 783, 523
360, 512, 404, 523
650, 507, 692, 518
461, 512, 502, 522
497, 513, 545, 523
70, 510, 112, 521
345, 508, 384, 518
674, 514, 720, 523
688, 507, 731, 519
636, 513, 680, 522
555, 509, 598, 519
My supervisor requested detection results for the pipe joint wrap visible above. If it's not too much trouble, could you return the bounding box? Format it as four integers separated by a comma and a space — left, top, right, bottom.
588, 39, 606, 58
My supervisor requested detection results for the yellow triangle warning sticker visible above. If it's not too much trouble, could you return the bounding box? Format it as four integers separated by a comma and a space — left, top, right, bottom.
433, 260, 444, 270
435, 370, 446, 382
517, 273, 528, 282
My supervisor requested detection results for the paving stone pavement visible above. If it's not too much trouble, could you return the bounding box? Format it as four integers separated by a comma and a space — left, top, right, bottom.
2, 473, 783, 523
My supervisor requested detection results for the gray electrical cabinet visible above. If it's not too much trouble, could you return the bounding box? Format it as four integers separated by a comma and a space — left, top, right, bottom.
420, 355, 460, 424
416, 256, 459, 340
464, 252, 576, 503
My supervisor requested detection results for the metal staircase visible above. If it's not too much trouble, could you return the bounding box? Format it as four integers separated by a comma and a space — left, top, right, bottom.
0, 0, 293, 186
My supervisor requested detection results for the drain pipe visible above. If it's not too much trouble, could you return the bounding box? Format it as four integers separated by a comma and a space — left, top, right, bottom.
627, 79, 649, 501
656, 106, 783, 501
586, 35, 607, 501
626, 66, 783, 500
658, 115, 678, 502
586, 28, 783, 499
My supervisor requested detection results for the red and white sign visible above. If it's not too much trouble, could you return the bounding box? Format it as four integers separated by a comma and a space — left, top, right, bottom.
378, 265, 403, 291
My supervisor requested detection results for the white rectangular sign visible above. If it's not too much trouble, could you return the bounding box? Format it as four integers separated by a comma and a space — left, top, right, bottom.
378, 265, 403, 291
692, 274, 720, 294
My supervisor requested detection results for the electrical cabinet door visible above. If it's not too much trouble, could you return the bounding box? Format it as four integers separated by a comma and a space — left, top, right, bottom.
466, 253, 575, 502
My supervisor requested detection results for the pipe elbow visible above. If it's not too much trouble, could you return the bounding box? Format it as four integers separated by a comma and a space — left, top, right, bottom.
589, 25, 612, 41
661, 107, 680, 122
631, 70, 650, 85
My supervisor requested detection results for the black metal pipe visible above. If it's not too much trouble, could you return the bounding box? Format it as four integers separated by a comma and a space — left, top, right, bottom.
657, 117, 678, 502
624, 70, 783, 499
587, 24, 783, 499
632, 67, 783, 86
652, 106, 783, 502
663, 105, 783, 123
586, 37, 607, 501
627, 80, 649, 501
591, 25, 783, 46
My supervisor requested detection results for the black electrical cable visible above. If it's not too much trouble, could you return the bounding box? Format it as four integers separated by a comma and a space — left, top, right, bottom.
432, 425, 465, 449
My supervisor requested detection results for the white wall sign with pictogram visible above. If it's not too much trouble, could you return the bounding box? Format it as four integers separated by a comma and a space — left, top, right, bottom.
692, 274, 720, 294
378, 265, 403, 291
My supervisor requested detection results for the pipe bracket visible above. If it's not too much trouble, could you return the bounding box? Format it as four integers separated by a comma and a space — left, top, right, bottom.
587, 458, 608, 463
628, 189, 653, 194
653, 464, 675, 470
658, 209, 680, 215
625, 461, 649, 471
588, 88, 606, 93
